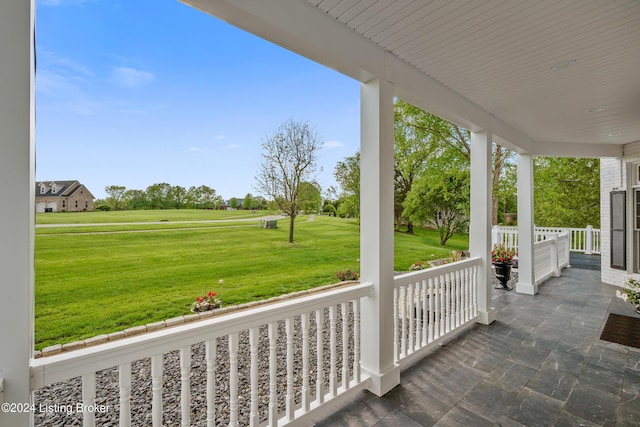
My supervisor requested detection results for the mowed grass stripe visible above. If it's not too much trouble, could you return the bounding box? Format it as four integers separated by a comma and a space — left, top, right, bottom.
35, 214, 467, 349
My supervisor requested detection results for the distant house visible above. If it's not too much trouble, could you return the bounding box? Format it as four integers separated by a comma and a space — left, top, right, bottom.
221, 198, 244, 210
35, 180, 95, 212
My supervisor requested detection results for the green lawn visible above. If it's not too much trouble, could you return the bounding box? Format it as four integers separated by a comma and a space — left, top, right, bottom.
35, 211, 468, 349
36, 208, 259, 224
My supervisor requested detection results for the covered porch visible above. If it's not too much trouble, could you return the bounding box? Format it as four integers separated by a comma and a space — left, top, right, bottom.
2, 1, 640, 426
316, 262, 640, 426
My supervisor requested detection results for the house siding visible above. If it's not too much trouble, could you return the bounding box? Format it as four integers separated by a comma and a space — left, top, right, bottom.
600, 141, 640, 286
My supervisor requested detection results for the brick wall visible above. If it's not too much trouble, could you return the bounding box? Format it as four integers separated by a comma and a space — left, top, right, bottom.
600, 141, 640, 286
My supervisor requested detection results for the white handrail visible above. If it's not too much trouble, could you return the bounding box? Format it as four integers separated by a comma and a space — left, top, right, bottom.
493, 225, 601, 254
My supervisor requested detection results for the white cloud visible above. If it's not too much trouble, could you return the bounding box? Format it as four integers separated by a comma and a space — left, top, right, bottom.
38, 48, 94, 78
110, 67, 155, 88
189, 147, 201, 152
226, 144, 240, 150
216, 135, 225, 140
324, 140, 343, 149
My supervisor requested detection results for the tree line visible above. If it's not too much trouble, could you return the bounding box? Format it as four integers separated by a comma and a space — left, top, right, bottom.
98, 183, 269, 211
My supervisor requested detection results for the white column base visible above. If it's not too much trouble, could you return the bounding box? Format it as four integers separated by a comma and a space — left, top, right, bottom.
516, 282, 538, 295
363, 364, 401, 397
477, 309, 496, 325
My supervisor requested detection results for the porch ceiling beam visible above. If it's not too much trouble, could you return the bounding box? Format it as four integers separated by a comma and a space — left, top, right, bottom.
523, 141, 623, 158
181, 0, 535, 152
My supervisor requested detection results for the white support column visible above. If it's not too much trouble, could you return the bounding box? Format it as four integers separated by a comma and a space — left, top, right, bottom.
516, 154, 537, 294
0, 1, 35, 425
359, 78, 400, 396
469, 131, 495, 325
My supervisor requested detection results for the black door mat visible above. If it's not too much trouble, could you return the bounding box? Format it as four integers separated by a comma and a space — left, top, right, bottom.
600, 313, 640, 349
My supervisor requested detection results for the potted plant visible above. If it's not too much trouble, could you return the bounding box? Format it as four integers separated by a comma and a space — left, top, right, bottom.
190, 279, 224, 313
492, 244, 516, 290
616, 278, 640, 314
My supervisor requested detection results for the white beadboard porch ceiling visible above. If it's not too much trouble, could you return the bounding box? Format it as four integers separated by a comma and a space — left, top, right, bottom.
183, 0, 640, 155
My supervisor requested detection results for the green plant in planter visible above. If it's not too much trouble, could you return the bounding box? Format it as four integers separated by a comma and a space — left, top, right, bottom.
491, 243, 516, 264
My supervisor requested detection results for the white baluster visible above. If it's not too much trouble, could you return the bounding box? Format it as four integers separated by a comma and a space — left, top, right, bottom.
434, 276, 440, 339
408, 283, 414, 353
329, 305, 337, 397
445, 273, 451, 333
428, 278, 434, 342
472, 265, 479, 316
421, 280, 428, 346
440, 274, 447, 336
82, 374, 95, 427
315, 309, 325, 405
249, 327, 259, 427
180, 347, 191, 427
453, 270, 460, 328
415, 283, 422, 349
463, 267, 469, 322
229, 332, 239, 427
285, 317, 294, 421
353, 299, 360, 383
341, 302, 349, 390
400, 286, 407, 358
393, 287, 399, 362
151, 354, 163, 427
301, 313, 311, 412
205, 340, 216, 427
119, 363, 131, 427
268, 322, 278, 426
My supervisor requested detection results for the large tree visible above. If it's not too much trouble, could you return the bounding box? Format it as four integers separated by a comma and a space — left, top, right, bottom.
123, 189, 149, 210
403, 166, 470, 245
298, 181, 322, 213
534, 157, 600, 228
393, 100, 435, 233
397, 102, 514, 224
334, 151, 360, 218
256, 119, 323, 243
105, 185, 126, 211
146, 183, 171, 210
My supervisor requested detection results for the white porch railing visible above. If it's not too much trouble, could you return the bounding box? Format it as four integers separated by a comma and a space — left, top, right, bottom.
493, 225, 601, 255
393, 257, 480, 368
533, 234, 570, 284
494, 226, 572, 285
31, 283, 373, 427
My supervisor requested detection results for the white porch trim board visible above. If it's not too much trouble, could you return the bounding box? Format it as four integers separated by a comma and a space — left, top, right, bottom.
0, 1, 35, 426
517, 154, 537, 295
359, 78, 400, 396
469, 131, 495, 325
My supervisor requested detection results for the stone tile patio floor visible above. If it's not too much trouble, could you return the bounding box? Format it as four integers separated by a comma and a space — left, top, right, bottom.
314, 264, 640, 426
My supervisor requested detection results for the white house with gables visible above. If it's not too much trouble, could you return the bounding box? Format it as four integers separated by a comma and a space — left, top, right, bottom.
2, 1, 640, 426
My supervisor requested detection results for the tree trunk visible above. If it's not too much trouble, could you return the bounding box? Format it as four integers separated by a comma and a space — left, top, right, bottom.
288, 215, 295, 243
407, 221, 414, 234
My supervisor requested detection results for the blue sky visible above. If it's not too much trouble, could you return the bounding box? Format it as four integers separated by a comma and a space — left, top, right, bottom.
35, 0, 360, 200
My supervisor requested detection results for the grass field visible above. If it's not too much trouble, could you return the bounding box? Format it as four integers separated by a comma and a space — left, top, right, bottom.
35, 210, 468, 350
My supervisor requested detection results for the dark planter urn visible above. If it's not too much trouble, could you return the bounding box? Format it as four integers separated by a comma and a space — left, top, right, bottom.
494, 261, 513, 290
